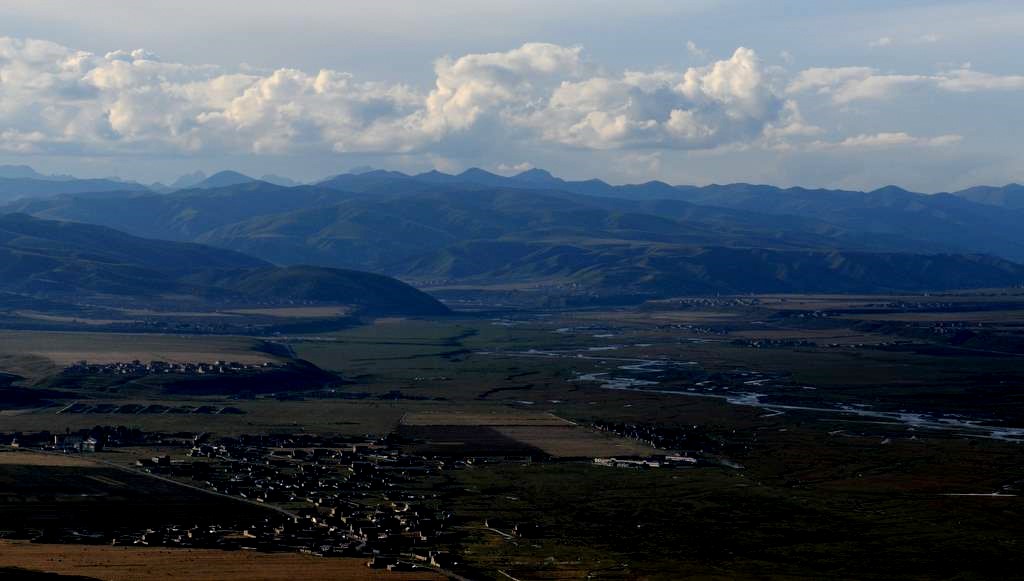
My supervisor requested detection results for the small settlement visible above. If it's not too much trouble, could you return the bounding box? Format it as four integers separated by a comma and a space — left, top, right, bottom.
5, 422, 704, 576
65, 360, 278, 377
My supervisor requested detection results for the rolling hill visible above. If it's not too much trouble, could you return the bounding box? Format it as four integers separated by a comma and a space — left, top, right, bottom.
5, 167, 1024, 297
393, 240, 1024, 295
0, 213, 448, 315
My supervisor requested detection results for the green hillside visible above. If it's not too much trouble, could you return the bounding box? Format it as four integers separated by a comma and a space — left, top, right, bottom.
0, 214, 448, 315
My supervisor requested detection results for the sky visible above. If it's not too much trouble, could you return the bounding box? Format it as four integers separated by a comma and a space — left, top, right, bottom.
1, 0, 1022, 191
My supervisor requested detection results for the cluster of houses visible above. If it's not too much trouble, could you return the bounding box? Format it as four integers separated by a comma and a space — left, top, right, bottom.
134, 432, 464, 570
593, 456, 697, 469
928, 321, 985, 335
592, 419, 722, 457
64, 359, 278, 377
731, 337, 817, 349
657, 322, 730, 336
649, 296, 760, 310
10, 432, 104, 453
885, 300, 957, 311
10, 425, 150, 453
6, 423, 701, 574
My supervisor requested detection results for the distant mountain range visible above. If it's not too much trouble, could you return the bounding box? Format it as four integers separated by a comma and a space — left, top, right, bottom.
0, 213, 448, 315
2, 165, 1024, 297
0, 172, 145, 204
0, 164, 78, 181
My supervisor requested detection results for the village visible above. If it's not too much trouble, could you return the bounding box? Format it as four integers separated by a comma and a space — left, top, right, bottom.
3, 420, 711, 576
3, 426, 573, 576
64, 359, 279, 377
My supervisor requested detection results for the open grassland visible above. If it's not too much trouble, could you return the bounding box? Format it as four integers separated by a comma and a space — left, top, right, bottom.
6, 298, 1024, 434
441, 401, 1024, 580
0, 457, 267, 532
401, 410, 658, 458
292, 319, 476, 377
401, 410, 573, 427
727, 327, 893, 344
3, 297, 1024, 579
13, 311, 137, 326
291, 318, 575, 402
843, 309, 1024, 323
222, 306, 352, 318
494, 425, 656, 457
0, 400, 410, 436
401, 410, 656, 458
0, 353, 62, 385
0, 450, 95, 467
447, 456, 1024, 581
0, 542, 443, 581
739, 291, 1024, 310
0, 331, 276, 368
0, 302, 1003, 439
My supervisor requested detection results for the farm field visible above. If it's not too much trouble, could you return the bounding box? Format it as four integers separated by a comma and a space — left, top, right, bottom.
401, 410, 573, 427
222, 306, 352, 318
0, 399, 411, 435
0, 331, 277, 369
0, 450, 95, 467
0, 451, 268, 534
0, 542, 444, 581
400, 410, 656, 457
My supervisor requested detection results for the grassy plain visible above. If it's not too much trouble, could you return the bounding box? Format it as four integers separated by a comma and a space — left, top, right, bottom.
0, 331, 276, 370
0, 451, 267, 534
4, 292, 1024, 579
222, 306, 352, 318
447, 456, 1024, 581
401, 410, 657, 457
0, 542, 443, 581
401, 411, 573, 426
0, 399, 410, 435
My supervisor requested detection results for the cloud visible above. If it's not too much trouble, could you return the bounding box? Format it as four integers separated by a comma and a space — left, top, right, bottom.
811, 132, 962, 150
526, 47, 789, 150
0, 35, 1009, 165
869, 34, 941, 48
788, 64, 1024, 103
496, 161, 534, 174
686, 40, 708, 59
787, 67, 926, 103
0, 36, 794, 158
936, 67, 1024, 92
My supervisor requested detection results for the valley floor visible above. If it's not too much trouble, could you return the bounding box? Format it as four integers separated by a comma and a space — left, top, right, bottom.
2, 291, 1024, 579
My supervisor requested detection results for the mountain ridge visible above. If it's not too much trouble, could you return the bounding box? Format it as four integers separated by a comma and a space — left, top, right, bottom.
0, 213, 448, 315
4, 165, 1024, 298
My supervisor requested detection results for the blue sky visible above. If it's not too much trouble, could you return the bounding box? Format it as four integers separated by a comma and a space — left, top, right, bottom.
1, 0, 1022, 190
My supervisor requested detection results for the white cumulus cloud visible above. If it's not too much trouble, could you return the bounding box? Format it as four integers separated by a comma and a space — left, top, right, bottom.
788, 64, 1024, 103
812, 132, 962, 150
0, 37, 795, 158
525, 47, 791, 150
1, 35, 1011, 164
